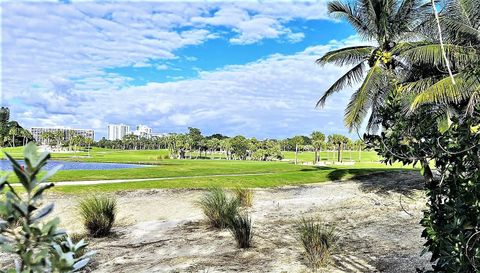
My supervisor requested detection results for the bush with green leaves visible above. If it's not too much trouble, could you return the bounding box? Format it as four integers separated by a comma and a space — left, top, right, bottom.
297, 218, 338, 271
233, 187, 253, 207
78, 196, 117, 237
228, 213, 253, 248
197, 187, 239, 229
365, 98, 480, 272
0, 142, 93, 272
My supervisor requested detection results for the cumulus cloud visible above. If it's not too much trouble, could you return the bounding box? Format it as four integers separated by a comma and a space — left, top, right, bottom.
20, 37, 360, 138
2, 1, 368, 139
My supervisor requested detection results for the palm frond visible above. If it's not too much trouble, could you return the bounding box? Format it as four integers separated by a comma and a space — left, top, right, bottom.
344, 61, 386, 129
396, 43, 479, 67
410, 73, 480, 109
317, 62, 367, 108
465, 90, 480, 115
316, 46, 374, 66
327, 1, 374, 38
441, 17, 480, 44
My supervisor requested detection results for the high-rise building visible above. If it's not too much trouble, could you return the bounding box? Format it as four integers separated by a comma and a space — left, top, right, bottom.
30, 127, 94, 145
107, 124, 130, 140
133, 124, 152, 138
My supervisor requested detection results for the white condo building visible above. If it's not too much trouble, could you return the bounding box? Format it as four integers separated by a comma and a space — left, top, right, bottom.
107, 124, 130, 140
133, 124, 152, 138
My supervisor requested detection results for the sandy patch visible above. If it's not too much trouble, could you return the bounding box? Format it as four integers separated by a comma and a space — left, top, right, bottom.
1, 171, 431, 273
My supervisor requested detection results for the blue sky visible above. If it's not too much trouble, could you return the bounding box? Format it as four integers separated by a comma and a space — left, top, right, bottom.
1, 1, 364, 139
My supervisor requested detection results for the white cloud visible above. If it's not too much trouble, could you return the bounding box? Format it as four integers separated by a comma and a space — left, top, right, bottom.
17, 37, 359, 138
2, 1, 368, 139
168, 113, 191, 126
156, 64, 169, 70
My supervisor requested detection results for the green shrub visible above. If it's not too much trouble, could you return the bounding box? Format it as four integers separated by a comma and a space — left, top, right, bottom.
197, 187, 239, 229
234, 187, 253, 207
297, 218, 338, 271
229, 213, 253, 248
0, 142, 92, 272
78, 196, 117, 237
54, 233, 89, 258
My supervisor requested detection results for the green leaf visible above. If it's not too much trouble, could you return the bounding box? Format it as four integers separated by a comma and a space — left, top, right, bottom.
437, 112, 452, 134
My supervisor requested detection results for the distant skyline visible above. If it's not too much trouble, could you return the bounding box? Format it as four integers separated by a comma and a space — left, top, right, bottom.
1, 1, 367, 140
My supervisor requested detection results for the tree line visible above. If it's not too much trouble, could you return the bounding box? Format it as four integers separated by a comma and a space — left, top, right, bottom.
93, 127, 366, 163
0, 107, 33, 148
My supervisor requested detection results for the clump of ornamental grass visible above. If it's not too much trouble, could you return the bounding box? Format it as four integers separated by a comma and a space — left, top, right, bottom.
297, 218, 338, 271
233, 187, 254, 207
78, 195, 117, 237
228, 213, 253, 248
197, 187, 239, 229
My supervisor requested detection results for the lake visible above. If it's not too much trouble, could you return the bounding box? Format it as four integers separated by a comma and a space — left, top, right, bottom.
0, 160, 148, 171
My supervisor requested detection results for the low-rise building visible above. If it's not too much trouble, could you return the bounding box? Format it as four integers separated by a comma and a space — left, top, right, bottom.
133, 124, 152, 138
30, 127, 94, 145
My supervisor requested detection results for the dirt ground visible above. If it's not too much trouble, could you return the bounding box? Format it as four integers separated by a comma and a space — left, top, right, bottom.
1, 171, 432, 273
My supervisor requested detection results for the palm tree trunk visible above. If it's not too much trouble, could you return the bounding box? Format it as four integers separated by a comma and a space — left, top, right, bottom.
337, 144, 341, 162
295, 144, 298, 165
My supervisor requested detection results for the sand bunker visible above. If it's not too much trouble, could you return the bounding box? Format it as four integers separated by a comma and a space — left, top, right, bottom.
1, 171, 431, 272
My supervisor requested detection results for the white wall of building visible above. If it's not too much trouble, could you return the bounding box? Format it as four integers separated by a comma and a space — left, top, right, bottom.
107, 124, 130, 140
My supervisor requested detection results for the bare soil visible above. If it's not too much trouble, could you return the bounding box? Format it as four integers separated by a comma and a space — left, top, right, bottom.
1, 171, 431, 273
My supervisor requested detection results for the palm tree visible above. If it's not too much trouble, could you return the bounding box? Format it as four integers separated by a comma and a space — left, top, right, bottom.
401, 0, 480, 114
84, 137, 94, 157
353, 139, 365, 161
291, 136, 305, 165
20, 129, 31, 146
316, 0, 430, 130
8, 126, 19, 147
328, 134, 349, 162
311, 131, 325, 164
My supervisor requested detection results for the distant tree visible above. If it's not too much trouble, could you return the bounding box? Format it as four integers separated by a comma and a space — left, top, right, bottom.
20, 128, 32, 146
70, 134, 85, 153
353, 139, 365, 161
41, 132, 54, 147
230, 135, 249, 160
311, 131, 325, 164
8, 126, 19, 147
328, 134, 349, 162
206, 133, 229, 140
167, 134, 189, 159
54, 130, 64, 148
279, 139, 289, 151
291, 135, 305, 165
187, 127, 203, 148
84, 137, 94, 156
207, 138, 220, 156
219, 138, 232, 160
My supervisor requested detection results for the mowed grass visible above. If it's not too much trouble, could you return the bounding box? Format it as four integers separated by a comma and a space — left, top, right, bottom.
1, 146, 417, 194
2, 147, 380, 164
282, 150, 381, 162
52, 164, 415, 194
1, 146, 170, 163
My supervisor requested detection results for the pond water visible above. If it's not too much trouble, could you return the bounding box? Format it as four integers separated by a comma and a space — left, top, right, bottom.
0, 160, 148, 171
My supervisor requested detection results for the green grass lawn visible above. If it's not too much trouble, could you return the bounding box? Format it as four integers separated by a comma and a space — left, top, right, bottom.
1, 146, 416, 193
282, 150, 380, 162
54, 168, 414, 194
2, 146, 380, 164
